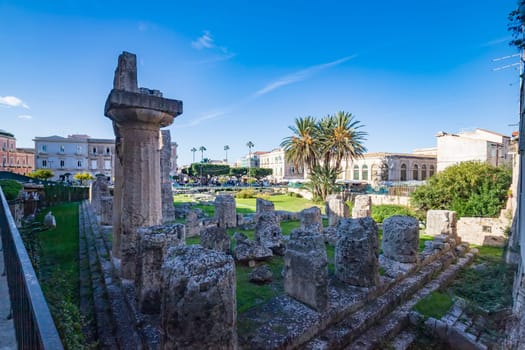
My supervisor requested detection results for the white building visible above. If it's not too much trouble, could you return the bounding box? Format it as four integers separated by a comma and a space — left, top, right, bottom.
34, 134, 115, 181
340, 152, 437, 184
259, 148, 304, 182
436, 128, 511, 172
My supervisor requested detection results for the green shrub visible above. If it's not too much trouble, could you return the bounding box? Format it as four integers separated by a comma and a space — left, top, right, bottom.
236, 189, 256, 199
0, 179, 22, 200
371, 204, 415, 223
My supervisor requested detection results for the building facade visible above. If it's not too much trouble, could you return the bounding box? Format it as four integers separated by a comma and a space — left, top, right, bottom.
34, 134, 115, 181
0, 129, 35, 175
339, 152, 437, 184
259, 148, 304, 182
436, 128, 511, 172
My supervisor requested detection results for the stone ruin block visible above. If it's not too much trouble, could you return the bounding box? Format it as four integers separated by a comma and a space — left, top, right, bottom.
382, 215, 419, 263
352, 195, 371, 218
136, 223, 185, 314
214, 195, 237, 228
184, 209, 201, 237
100, 196, 113, 226
284, 228, 328, 311
326, 193, 349, 227
160, 130, 176, 223
335, 217, 379, 287
233, 232, 273, 263
255, 212, 285, 255
256, 197, 275, 214
300, 206, 323, 233
201, 226, 231, 254
89, 174, 110, 217
161, 245, 237, 350
426, 210, 457, 238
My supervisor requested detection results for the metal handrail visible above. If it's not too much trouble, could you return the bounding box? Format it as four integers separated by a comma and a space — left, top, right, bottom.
0, 187, 63, 349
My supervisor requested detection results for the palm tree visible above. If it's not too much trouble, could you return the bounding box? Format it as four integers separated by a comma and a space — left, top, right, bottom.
317, 111, 367, 171
190, 147, 197, 163
224, 145, 230, 162
246, 141, 254, 168
280, 116, 319, 173
199, 146, 207, 161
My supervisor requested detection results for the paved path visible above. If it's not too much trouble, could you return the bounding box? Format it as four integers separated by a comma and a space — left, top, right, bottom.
0, 238, 17, 350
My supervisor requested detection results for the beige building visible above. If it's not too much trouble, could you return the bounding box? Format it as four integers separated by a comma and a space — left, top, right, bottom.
340, 152, 437, 184
34, 134, 115, 181
436, 128, 511, 172
259, 148, 304, 182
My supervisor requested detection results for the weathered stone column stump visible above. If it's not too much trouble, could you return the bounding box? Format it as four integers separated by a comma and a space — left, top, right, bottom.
200, 226, 231, 254
382, 215, 419, 263
284, 228, 328, 311
105, 51, 182, 279
255, 212, 285, 255
215, 195, 237, 228
136, 223, 185, 314
426, 210, 457, 237
300, 206, 323, 233
100, 196, 113, 226
161, 245, 237, 350
335, 217, 379, 287
256, 197, 275, 215
352, 195, 371, 218
326, 194, 349, 227
89, 174, 110, 218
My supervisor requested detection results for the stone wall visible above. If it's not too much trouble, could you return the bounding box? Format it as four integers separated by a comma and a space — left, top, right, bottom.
457, 217, 507, 247
369, 194, 411, 207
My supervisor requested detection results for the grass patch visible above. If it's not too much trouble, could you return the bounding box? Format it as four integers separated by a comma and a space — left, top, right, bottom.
413, 291, 453, 319
33, 202, 95, 349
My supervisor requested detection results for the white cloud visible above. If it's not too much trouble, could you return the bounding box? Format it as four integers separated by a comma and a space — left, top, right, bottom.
192, 30, 215, 50
0, 96, 30, 109
17, 114, 32, 120
255, 55, 357, 96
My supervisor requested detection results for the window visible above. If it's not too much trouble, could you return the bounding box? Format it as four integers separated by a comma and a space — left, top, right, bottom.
92, 147, 97, 155
77, 145, 82, 154
104, 160, 111, 170
2, 142, 6, 149
91, 160, 97, 169
106, 147, 110, 155
77, 160, 83, 168
60, 145, 65, 153
42, 159, 47, 168
371, 164, 378, 181
421, 165, 427, 180
2, 157, 6, 166
41, 144, 47, 152
9, 143, 13, 149
353, 165, 360, 180
9, 157, 14, 165
362, 164, 368, 181
429, 165, 435, 177
400, 164, 407, 181
413, 164, 419, 180
60, 160, 65, 168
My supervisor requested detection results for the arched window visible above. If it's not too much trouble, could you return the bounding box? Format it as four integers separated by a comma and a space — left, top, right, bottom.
421, 165, 427, 180
413, 164, 419, 180
362, 164, 369, 181
400, 164, 407, 181
353, 165, 360, 180
429, 165, 435, 177
371, 164, 378, 181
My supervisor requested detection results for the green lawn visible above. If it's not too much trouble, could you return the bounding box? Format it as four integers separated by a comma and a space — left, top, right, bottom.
174, 193, 324, 218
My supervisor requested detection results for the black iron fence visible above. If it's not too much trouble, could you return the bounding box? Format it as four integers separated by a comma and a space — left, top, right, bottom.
0, 187, 63, 349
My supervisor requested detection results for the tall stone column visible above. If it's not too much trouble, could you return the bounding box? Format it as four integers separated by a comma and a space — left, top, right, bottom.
112, 122, 123, 259
105, 51, 182, 279
160, 130, 175, 223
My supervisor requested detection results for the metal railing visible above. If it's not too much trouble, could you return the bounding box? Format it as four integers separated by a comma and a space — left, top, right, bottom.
0, 187, 63, 349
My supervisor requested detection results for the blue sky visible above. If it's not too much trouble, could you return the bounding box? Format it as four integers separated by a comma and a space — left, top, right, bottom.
0, 0, 520, 166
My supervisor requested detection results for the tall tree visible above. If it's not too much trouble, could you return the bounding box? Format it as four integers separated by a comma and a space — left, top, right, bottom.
281, 112, 367, 201
190, 147, 197, 163
199, 146, 207, 162
246, 141, 254, 167
280, 116, 319, 173
224, 145, 230, 162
